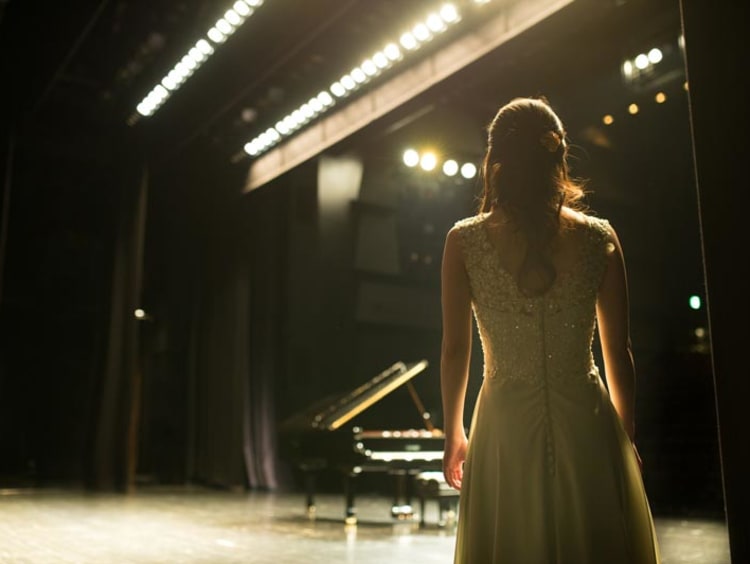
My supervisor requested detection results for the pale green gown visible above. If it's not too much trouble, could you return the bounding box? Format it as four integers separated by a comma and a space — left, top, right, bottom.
452, 213, 660, 564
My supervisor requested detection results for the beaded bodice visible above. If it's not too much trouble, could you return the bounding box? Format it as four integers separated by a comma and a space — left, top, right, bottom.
454, 212, 613, 387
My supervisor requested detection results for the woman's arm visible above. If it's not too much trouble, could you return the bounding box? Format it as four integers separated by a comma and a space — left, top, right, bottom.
596, 223, 637, 443
440, 226, 473, 489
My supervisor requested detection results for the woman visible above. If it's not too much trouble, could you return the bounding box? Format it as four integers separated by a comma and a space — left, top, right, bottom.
440, 96, 660, 563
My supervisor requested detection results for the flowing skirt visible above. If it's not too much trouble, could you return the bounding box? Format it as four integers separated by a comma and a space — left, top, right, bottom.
453, 374, 661, 564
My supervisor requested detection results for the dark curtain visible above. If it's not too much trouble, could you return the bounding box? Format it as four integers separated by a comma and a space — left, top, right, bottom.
244, 186, 285, 489
188, 183, 286, 491
88, 165, 148, 491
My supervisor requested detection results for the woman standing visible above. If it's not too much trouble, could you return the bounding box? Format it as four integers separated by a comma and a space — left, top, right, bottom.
440, 96, 660, 563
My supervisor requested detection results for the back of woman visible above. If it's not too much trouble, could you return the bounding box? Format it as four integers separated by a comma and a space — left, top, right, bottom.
440, 97, 661, 563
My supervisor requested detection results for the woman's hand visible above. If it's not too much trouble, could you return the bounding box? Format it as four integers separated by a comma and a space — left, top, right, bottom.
443, 434, 468, 490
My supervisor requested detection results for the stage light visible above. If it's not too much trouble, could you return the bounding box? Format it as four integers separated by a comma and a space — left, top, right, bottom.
373, 52, 389, 68
300, 103, 315, 119
689, 295, 702, 310
440, 4, 460, 22
384, 43, 402, 61
647, 47, 663, 64
628, 103, 639, 115
224, 9, 243, 26
443, 159, 459, 176
215, 18, 234, 35
162, 75, 178, 91
460, 162, 477, 179
622, 60, 633, 77
602, 114, 614, 125
351, 68, 367, 84
341, 75, 356, 90
403, 149, 420, 167
420, 152, 437, 171
233, 1, 252, 16
134, 309, 146, 319
634, 54, 649, 70
330, 82, 346, 97
426, 13, 447, 33
317, 91, 333, 106
361, 59, 377, 76
400, 32, 418, 50
275, 121, 289, 135
207, 27, 227, 43
196, 39, 213, 55
655, 92, 666, 104
413, 23, 432, 42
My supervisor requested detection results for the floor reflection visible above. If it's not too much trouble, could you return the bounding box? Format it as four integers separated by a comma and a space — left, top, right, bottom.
0, 486, 730, 563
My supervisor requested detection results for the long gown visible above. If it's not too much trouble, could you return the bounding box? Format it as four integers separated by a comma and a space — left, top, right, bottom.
451, 212, 661, 564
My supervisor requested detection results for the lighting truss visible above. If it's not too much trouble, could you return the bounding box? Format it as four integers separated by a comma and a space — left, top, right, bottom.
242, 1, 494, 159
134, 0, 266, 118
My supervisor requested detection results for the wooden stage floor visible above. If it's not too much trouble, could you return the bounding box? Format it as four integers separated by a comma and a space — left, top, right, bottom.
0, 486, 731, 563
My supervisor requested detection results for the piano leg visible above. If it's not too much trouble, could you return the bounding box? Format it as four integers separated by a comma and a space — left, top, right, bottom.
390, 470, 414, 520
304, 471, 316, 518
344, 471, 358, 525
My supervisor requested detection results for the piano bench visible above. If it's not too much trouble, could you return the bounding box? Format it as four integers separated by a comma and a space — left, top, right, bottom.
414, 471, 460, 529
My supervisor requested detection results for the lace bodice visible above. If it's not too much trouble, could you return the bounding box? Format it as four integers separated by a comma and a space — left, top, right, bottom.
454, 212, 613, 387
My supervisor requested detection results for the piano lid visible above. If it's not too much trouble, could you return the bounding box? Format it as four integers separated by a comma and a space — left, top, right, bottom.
284, 360, 429, 433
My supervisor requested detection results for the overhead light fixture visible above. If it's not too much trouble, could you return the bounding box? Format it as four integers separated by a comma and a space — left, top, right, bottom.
460, 162, 477, 179
621, 42, 667, 84
242, 2, 463, 158
401, 148, 478, 181
442, 159, 459, 176
420, 152, 438, 171
403, 149, 420, 167
133, 0, 266, 120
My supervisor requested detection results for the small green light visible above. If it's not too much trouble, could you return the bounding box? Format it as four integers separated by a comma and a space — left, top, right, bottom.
689, 295, 701, 310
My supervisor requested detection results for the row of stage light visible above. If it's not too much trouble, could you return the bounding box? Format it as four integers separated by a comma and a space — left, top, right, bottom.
134, 0, 266, 119
243, 1, 494, 158
402, 149, 478, 179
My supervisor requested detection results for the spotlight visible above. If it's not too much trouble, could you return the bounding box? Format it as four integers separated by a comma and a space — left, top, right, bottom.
647, 47, 663, 64
403, 149, 420, 167
655, 92, 667, 104
460, 162, 477, 179
420, 152, 437, 171
602, 115, 614, 125
628, 103, 639, 115
442, 159, 459, 176
400, 32, 418, 50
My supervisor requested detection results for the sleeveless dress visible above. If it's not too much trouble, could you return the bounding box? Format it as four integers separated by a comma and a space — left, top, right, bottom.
451, 213, 660, 564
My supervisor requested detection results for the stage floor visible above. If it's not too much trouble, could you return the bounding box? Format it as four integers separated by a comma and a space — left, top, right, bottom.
0, 486, 731, 563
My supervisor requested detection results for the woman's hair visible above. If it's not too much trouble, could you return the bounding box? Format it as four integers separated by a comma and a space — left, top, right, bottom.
478, 96, 586, 296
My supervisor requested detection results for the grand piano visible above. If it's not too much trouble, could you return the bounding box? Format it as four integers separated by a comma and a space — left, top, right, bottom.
278, 359, 444, 524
